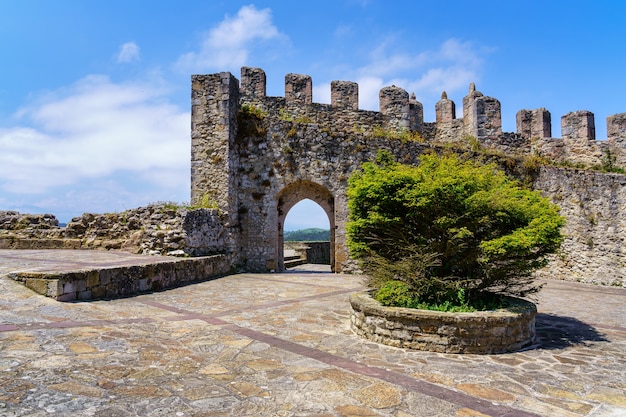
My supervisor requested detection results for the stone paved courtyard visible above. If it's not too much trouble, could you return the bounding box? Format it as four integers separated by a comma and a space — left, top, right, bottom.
0, 250, 624, 416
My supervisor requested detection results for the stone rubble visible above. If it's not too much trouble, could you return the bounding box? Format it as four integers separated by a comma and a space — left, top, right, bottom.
0, 204, 228, 258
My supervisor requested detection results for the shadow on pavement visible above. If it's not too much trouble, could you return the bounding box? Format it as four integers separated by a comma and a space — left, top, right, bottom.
536, 313, 609, 349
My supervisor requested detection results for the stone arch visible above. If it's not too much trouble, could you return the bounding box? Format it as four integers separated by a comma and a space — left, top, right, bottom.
276, 180, 335, 272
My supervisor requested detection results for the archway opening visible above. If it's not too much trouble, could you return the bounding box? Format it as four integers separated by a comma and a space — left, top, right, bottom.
284, 199, 331, 270
276, 181, 335, 272
284, 199, 330, 234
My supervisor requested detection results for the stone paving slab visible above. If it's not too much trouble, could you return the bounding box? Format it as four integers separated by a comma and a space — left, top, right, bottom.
0, 250, 625, 416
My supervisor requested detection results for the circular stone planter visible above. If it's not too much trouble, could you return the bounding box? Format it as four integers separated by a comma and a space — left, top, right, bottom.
350, 292, 537, 354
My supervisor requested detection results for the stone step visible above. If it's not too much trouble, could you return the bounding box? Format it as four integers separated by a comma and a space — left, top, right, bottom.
284, 255, 306, 268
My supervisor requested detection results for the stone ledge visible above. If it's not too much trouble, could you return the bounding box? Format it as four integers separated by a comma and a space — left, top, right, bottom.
0, 236, 83, 250
8, 255, 231, 301
349, 292, 537, 354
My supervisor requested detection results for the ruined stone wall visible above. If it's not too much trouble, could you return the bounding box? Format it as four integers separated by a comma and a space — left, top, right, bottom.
0, 211, 72, 249
191, 67, 626, 286
0, 205, 229, 258
0, 211, 59, 230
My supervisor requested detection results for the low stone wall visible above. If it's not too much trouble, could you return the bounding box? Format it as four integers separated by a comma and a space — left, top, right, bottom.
283, 241, 330, 265
304, 242, 331, 264
350, 292, 537, 354
284, 241, 331, 265
8, 254, 231, 302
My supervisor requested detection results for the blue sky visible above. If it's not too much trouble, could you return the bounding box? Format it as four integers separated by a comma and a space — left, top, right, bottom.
1, 1, 624, 230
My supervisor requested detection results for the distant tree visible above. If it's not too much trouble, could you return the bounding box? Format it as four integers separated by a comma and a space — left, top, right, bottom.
347, 151, 565, 309
284, 228, 330, 242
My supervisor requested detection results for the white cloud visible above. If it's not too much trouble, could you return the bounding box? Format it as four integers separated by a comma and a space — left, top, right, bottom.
312, 82, 331, 105
354, 76, 385, 111
116, 41, 141, 63
353, 38, 486, 112
0, 75, 189, 197
175, 5, 285, 72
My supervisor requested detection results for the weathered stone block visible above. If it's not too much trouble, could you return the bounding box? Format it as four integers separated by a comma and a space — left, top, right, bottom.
63, 281, 76, 294
241, 67, 266, 99
78, 290, 92, 300
380, 86, 409, 131
517, 108, 551, 139
331, 80, 358, 110
435, 91, 455, 123
285, 73, 312, 104
25, 278, 52, 296
562, 111, 595, 143
58, 292, 77, 302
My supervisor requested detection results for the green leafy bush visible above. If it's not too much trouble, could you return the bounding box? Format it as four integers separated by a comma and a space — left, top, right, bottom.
347, 151, 565, 310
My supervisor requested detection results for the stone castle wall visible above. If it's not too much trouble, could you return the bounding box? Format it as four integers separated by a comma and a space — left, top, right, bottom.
191, 67, 625, 285
534, 168, 626, 285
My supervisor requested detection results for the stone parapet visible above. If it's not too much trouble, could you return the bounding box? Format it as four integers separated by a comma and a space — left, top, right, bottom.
608, 112, 626, 166
464, 91, 502, 140
8, 254, 230, 301
409, 92, 424, 132
235, 68, 626, 170
562, 110, 596, 143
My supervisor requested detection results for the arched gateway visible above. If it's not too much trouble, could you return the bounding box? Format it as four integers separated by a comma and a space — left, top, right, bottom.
277, 181, 335, 271
191, 68, 436, 272
190, 68, 429, 273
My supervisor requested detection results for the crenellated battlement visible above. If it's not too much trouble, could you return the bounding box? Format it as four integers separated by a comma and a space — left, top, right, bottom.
234, 67, 626, 169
